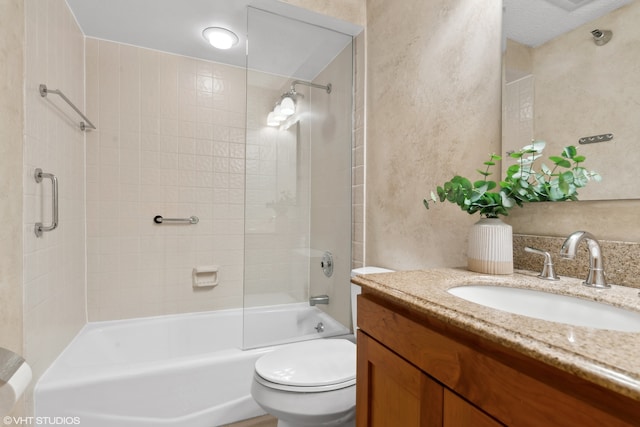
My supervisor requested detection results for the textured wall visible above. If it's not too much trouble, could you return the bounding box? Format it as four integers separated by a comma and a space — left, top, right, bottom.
281, 0, 366, 26
504, 2, 640, 243
365, 0, 503, 270
529, 2, 640, 201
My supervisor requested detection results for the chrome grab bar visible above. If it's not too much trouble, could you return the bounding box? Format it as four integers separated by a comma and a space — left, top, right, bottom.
39, 84, 96, 131
153, 215, 199, 225
34, 168, 58, 237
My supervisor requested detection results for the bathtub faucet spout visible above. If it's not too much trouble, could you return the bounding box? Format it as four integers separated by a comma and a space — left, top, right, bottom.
309, 295, 329, 306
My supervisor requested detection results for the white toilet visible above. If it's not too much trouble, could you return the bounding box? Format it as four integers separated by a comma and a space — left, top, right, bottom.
250, 267, 393, 427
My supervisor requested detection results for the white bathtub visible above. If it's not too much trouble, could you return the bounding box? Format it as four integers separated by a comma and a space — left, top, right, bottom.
35, 303, 350, 427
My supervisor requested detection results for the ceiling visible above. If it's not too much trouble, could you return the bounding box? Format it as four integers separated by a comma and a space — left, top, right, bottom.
504, 0, 632, 47
67, 0, 631, 78
65, 0, 362, 81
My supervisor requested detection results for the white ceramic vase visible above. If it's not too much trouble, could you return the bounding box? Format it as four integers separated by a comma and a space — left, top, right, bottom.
467, 217, 513, 275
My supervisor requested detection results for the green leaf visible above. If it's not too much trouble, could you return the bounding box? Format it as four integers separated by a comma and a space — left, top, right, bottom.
572, 155, 586, 163
470, 184, 488, 202
572, 167, 589, 187
549, 156, 571, 168
562, 146, 577, 159
500, 191, 515, 208
541, 163, 551, 175
522, 140, 546, 152
424, 139, 599, 218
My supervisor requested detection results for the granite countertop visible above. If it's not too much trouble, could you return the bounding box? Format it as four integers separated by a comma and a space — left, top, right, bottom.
351, 268, 640, 401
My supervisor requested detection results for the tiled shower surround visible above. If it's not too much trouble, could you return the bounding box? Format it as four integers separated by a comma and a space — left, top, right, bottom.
85, 38, 355, 322
86, 40, 249, 320
23, 0, 86, 396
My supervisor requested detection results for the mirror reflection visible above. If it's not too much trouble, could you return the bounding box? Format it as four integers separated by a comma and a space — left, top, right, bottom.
502, 0, 638, 200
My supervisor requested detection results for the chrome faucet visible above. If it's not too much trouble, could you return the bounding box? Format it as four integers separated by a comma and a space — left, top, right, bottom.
560, 231, 610, 289
309, 295, 330, 306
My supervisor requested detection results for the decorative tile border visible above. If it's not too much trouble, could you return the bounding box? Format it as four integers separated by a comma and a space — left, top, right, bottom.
513, 234, 640, 289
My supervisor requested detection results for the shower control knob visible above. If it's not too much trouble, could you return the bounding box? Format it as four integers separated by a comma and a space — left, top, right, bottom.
321, 251, 334, 277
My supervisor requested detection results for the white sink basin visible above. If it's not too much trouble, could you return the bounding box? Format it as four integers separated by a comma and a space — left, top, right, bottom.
448, 285, 640, 332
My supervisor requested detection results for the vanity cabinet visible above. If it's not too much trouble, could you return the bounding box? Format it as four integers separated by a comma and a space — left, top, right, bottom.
357, 331, 501, 427
356, 292, 640, 427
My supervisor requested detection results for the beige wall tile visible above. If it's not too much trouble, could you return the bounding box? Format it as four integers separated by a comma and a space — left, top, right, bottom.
22, 0, 87, 414
86, 40, 248, 320
0, 0, 25, 418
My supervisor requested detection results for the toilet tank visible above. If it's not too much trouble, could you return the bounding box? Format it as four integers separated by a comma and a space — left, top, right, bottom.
350, 267, 394, 334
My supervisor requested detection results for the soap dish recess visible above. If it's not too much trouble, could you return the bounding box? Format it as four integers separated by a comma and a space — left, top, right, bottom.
192, 265, 219, 288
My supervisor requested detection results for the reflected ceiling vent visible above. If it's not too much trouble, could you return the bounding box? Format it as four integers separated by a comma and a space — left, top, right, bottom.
543, 0, 598, 12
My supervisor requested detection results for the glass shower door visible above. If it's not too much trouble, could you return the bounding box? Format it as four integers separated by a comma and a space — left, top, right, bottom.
243, 6, 354, 349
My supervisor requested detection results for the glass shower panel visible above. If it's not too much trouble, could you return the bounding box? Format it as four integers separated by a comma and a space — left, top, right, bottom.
243, 7, 353, 349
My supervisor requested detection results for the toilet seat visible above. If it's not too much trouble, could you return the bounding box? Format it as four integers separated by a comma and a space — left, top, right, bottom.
254, 339, 356, 392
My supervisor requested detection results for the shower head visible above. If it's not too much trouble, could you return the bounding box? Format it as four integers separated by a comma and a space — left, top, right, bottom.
591, 29, 612, 46
266, 80, 331, 127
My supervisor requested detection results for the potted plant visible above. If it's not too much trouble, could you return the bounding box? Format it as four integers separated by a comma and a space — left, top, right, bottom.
424, 141, 600, 274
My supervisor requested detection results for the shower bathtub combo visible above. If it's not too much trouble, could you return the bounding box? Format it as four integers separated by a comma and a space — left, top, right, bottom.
35, 304, 350, 426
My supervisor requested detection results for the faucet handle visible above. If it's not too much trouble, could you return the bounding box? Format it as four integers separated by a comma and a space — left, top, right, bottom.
524, 247, 560, 281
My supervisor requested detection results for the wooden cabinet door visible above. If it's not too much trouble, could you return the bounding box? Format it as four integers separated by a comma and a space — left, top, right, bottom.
443, 389, 504, 427
356, 331, 443, 427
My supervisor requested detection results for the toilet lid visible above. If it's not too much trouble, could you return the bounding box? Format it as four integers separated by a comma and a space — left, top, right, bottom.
255, 339, 356, 388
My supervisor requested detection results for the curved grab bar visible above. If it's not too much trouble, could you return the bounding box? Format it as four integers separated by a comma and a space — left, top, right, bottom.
34, 168, 58, 237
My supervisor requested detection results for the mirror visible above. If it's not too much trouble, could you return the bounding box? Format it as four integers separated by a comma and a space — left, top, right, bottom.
502, 0, 638, 200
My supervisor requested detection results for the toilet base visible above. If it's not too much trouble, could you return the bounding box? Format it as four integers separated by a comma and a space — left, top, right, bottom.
251, 377, 355, 427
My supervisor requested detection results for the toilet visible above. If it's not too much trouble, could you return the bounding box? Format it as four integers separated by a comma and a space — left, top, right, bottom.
250, 267, 393, 427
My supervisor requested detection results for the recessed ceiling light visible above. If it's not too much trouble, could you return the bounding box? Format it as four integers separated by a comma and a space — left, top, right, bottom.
202, 27, 239, 50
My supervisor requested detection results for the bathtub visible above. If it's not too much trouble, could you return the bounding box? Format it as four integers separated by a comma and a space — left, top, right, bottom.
35, 303, 350, 427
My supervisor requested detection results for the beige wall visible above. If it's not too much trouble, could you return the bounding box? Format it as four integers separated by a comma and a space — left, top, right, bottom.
281, 0, 366, 27
0, 0, 25, 418
22, 0, 87, 413
528, 2, 639, 201
505, 2, 640, 242
365, 0, 640, 269
86, 39, 247, 320
365, 0, 503, 270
